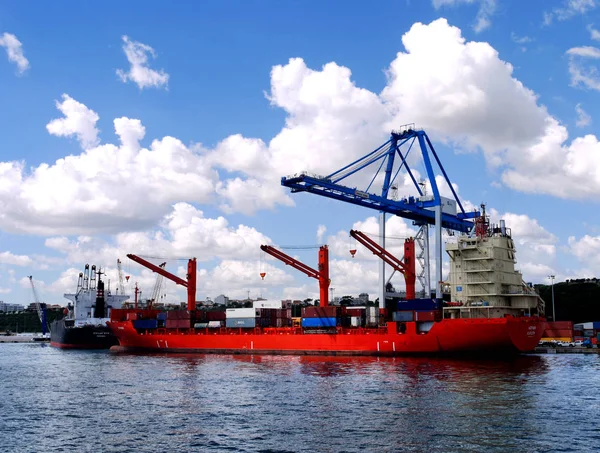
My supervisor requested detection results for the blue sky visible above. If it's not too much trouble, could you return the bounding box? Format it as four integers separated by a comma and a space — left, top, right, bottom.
2, 0, 600, 306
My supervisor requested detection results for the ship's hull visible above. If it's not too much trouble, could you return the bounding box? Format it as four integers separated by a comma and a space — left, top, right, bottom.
50, 319, 119, 349
109, 317, 545, 356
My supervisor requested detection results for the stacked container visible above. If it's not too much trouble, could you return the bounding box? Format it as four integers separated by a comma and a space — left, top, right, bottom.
226, 308, 260, 328
264, 308, 292, 327
166, 310, 191, 329
133, 319, 158, 329
366, 306, 378, 327
205, 310, 226, 324
543, 321, 573, 340
340, 307, 366, 327
301, 306, 339, 328
392, 299, 441, 325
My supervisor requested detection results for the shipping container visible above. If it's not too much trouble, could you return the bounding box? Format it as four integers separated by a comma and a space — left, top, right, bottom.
415, 310, 438, 322
291, 317, 302, 327
134, 319, 158, 329
275, 318, 291, 328
302, 306, 339, 318
226, 317, 256, 328
346, 308, 366, 317
157, 312, 168, 321
302, 317, 337, 328
397, 298, 440, 311
226, 308, 259, 318
253, 300, 283, 309
350, 316, 362, 327
205, 311, 226, 321
393, 311, 414, 322
167, 310, 191, 320
583, 330, 594, 337
165, 319, 191, 329
545, 321, 573, 330
207, 321, 222, 328
593, 321, 600, 330
194, 322, 209, 328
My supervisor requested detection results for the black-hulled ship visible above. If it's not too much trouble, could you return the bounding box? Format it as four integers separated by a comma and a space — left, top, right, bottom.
50, 264, 129, 349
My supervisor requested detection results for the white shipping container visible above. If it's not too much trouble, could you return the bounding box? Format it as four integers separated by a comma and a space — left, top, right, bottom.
253, 300, 283, 309
226, 308, 259, 318
207, 321, 222, 328
351, 316, 361, 327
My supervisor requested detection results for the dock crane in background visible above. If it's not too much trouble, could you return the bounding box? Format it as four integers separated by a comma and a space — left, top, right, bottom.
281, 126, 480, 302
126, 254, 197, 311
28, 276, 50, 335
349, 230, 416, 300
260, 245, 330, 307
116, 258, 125, 295
149, 262, 167, 308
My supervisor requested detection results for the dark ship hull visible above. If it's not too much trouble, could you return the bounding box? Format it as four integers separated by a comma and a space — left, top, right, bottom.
50, 318, 118, 349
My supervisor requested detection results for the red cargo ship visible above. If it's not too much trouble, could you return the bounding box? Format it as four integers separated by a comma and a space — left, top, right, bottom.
108, 314, 544, 355
107, 239, 546, 356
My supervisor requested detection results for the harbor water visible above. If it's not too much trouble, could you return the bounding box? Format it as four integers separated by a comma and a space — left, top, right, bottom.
1, 343, 599, 452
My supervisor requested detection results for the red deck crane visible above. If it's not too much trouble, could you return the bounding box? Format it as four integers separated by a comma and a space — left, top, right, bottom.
260, 245, 330, 307
126, 254, 197, 311
349, 230, 416, 300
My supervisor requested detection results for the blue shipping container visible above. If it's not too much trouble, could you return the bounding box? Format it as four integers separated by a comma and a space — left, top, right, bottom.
157, 312, 168, 321
134, 319, 158, 329
301, 317, 337, 328
226, 318, 257, 328
397, 298, 440, 311
593, 322, 600, 330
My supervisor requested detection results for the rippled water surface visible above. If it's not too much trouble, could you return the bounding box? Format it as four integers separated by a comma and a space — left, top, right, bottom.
1, 344, 599, 452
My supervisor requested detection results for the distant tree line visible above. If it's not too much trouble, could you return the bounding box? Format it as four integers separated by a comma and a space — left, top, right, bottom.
0, 311, 63, 333
535, 280, 600, 323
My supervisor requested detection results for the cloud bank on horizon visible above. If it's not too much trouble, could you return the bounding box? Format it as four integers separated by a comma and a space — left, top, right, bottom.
1, 14, 599, 304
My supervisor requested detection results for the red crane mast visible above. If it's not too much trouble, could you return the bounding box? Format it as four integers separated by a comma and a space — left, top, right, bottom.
260, 245, 330, 307
349, 230, 416, 300
126, 254, 197, 311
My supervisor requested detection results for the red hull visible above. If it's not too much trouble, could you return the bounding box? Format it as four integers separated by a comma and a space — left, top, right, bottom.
109, 316, 546, 356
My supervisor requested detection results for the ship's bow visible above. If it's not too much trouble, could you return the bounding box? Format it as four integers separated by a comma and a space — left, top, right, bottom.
507, 317, 546, 352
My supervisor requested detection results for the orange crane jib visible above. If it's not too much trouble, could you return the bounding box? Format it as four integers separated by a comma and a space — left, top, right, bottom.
260, 245, 330, 307
349, 230, 416, 300
126, 254, 197, 311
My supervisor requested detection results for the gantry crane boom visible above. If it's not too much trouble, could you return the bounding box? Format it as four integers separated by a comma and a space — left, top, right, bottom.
349, 230, 416, 300
126, 254, 197, 311
281, 127, 480, 299
260, 245, 330, 307
28, 276, 49, 335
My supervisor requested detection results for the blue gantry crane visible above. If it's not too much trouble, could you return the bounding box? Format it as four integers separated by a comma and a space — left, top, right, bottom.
281, 125, 480, 301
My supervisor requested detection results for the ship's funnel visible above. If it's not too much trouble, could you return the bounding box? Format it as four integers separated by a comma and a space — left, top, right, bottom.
500, 220, 506, 236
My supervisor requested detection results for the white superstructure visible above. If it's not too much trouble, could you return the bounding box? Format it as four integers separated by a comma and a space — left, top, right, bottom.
445, 208, 545, 319
63, 264, 129, 326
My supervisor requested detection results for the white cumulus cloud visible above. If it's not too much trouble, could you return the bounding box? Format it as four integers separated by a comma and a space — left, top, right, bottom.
116, 36, 169, 90
1, 96, 218, 235
46, 94, 100, 149
0, 32, 29, 74
0, 251, 33, 266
